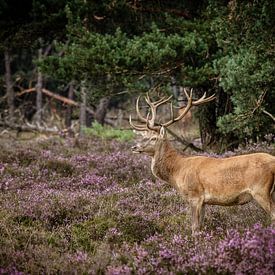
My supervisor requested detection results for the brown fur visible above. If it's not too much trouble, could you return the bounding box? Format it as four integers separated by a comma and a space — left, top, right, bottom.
133, 135, 275, 234
130, 92, 275, 234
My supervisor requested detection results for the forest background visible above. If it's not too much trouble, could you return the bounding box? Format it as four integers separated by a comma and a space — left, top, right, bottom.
0, 0, 274, 150
1, 1, 275, 274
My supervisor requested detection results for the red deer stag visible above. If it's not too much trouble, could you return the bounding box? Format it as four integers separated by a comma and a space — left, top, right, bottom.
129, 89, 275, 234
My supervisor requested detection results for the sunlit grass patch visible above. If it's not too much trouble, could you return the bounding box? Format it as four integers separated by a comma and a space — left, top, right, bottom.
84, 122, 135, 142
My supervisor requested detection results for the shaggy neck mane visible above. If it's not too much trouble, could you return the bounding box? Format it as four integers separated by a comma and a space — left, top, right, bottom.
152, 139, 181, 182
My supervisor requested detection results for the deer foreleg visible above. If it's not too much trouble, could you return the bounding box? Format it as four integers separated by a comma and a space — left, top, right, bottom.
200, 204, 206, 225
190, 198, 204, 235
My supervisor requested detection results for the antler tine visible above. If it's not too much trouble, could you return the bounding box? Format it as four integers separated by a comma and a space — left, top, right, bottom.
183, 87, 192, 100
145, 93, 172, 106
129, 115, 148, 131
155, 95, 173, 107
146, 112, 160, 131
145, 91, 152, 101
154, 96, 167, 105
169, 102, 174, 121
144, 93, 157, 126
193, 93, 216, 105
144, 92, 174, 127
135, 96, 147, 122
161, 98, 192, 127
161, 88, 215, 128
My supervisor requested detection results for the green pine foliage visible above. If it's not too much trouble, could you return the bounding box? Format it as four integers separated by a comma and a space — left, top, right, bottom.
1, 0, 274, 148
210, 0, 275, 140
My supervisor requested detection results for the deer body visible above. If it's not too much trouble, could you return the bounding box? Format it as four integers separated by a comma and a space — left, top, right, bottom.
150, 138, 275, 233
130, 89, 275, 234
152, 139, 274, 204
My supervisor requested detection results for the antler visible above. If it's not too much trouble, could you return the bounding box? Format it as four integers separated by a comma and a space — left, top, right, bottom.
129, 92, 173, 131
129, 88, 215, 131
135, 96, 147, 123
161, 88, 215, 127
129, 114, 149, 131
144, 93, 173, 128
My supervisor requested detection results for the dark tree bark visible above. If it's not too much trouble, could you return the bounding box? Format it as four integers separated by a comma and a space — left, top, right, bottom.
4, 49, 15, 121
35, 48, 43, 122
198, 102, 217, 149
65, 81, 74, 128
79, 84, 87, 137
194, 88, 217, 149
198, 88, 239, 151
216, 89, 239, 150
171, 76, 178, 99
93, 74, 112, 125
94, 96, 110, 125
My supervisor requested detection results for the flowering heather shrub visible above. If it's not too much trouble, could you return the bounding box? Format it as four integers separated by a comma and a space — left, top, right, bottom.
40, 159, 75, 176
199, 138, 275, 158
108, 224, 275, 275
0, 137, 274, 274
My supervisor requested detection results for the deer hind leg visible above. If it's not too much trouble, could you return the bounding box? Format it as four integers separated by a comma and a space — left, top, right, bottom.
271, 202, 275, 224
271, 182, 275, 223
271, 194, 275, 224
190, 198, 204, 235
253, 193, 271, 216
253, 178, 275, 224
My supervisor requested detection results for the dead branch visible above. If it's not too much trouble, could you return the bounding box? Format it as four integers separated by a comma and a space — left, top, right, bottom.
43, 44, 52, 57
0, 120, 59, 134
262, 109, 275, 122
17, 88, 79, 106
16, 88, 97, 117
42, 88, 78, 106
17, 87, 36, 96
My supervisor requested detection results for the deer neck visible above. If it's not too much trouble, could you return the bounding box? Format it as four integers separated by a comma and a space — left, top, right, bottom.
151, 140, 181, 182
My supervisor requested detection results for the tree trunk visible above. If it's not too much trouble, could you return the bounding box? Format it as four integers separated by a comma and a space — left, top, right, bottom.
194, 88, 217, 149
4, 49, 15, 121
94, 74, 112, 125
65, 81, 74, 128
216, 89, 239, 151
79, 84, 87, 137
177, 86, 188, 108
35, 48, 43, 122
198, 103, 217, 149
95, 96, 110, 125
171, 76, 178, 99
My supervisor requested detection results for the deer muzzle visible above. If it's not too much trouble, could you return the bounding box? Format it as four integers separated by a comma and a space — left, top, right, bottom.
131, 145, 142, 153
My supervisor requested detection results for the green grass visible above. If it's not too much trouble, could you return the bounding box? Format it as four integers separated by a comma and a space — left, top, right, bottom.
84, 122, 135, 142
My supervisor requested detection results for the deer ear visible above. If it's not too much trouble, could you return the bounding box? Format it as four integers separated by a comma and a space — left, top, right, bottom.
159, 126, 166, 138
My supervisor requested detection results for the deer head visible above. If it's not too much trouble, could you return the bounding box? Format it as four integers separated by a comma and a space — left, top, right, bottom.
129, 90, 275, 236
129, 89, 215, 155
